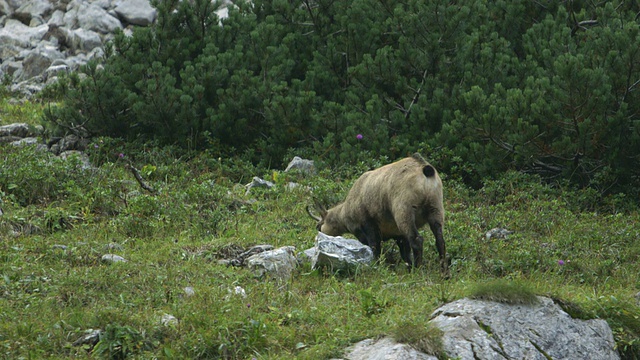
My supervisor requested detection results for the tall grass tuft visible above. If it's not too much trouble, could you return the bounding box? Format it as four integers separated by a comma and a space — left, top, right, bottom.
468, 279, 539, 305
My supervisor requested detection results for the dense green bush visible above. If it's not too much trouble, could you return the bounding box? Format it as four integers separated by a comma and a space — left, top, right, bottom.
44, 0, 640, 198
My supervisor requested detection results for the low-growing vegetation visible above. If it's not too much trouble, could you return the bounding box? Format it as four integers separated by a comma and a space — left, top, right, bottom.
0, 135, 639, 359
2, 0, 640, 358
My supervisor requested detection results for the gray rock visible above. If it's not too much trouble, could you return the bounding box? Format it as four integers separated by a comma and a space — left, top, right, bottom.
284, 156, 316, 174
114, 0, 156, 26
245, 176, 274, 194
485, 227, 514, 240
101, 254, 127, 263
68, 28, 102, 52
72, 329, 101, 347
19, 44, 64, 81
160, 313, 178, 326
0, 0, 232, 99
246, 246, 297, 280
49, 134, 89, 154
10, 136, 41, 148
0, 1, 13, 17
63, 1, 122, 34
59, 150, 92, 169
47, 9, 65, 27
341, 337, 437, 360
14, 0, 53, 23
43, 63, 69, 81
0, 43, 22, 62
183, 286, 195, 297
228, 244, 274, 267
307, 232, 374, 271
0, 122, 31, 137
0, 19, 48, 48
429, 296, 619, 360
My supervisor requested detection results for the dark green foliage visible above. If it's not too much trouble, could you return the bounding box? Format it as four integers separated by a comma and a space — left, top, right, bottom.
44, 0, 640, 197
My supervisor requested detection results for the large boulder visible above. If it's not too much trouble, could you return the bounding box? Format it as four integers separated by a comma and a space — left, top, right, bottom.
305, 232, 374, 271
334, 296, 620, 359
0, 19, 48, 48
62, 0, 122, 34
339, 337, 437, 360
13, 0, 53, 24
114, 0, 157, 26
17, 43, 64, 81
429, 296, 619, 360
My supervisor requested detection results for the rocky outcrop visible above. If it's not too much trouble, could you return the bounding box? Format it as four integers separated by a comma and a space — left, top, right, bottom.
0, 0, 231, 97
430, 296, 619, 360
339, 337, 437, 360
338, 296, 620, 360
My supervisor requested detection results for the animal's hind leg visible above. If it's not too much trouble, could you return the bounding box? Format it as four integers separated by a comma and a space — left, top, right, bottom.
429, 221, 448, 276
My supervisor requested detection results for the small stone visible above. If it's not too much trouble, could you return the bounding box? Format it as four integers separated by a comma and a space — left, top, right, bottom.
101, 254, 127, 263
72, 329, 101, 347
183, 286, 195, 297
485, 227, 514, 240
234, 286, 246, 298
160, 314, 178, 326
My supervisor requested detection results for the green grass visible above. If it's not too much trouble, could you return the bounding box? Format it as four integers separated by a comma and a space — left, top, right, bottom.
468, 279, 539, 305
1, 134, 639, 359
0, 97, 46, 127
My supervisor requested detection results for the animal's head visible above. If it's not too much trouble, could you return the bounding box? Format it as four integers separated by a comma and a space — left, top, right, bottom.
306, 200, 345, 236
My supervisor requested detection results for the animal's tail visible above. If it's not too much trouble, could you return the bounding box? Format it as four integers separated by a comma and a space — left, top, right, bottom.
412, 153, 436, 177
423, 165, 436, 177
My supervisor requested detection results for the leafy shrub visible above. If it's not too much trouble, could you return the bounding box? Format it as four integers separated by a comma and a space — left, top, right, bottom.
42, 0, 640, 198
0, 145, 92, 206
93, 324, 153, 360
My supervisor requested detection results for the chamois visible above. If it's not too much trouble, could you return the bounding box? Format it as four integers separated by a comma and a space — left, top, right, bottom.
308, 153, 447, 274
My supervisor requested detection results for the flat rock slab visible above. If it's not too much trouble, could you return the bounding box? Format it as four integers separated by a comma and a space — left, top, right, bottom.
338, 337, 437, 360
429, 296, 619, 360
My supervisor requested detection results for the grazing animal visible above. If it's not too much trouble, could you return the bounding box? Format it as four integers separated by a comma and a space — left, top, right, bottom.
308, 153, 447, 274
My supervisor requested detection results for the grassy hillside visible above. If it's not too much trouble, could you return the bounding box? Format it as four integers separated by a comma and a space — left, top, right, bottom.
1, 104, 639, 359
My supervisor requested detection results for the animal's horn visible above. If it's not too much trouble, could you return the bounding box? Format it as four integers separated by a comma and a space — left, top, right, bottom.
313, 199, 328, 216
306, 205, 322, 221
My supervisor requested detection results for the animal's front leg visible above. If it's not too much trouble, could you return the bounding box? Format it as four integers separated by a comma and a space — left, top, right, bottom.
394, 237, 412, 267
355, 220, 382, 258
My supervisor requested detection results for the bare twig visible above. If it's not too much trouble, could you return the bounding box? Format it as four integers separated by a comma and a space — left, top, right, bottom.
125, 163, 156, 194
405, 69, 429, 120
